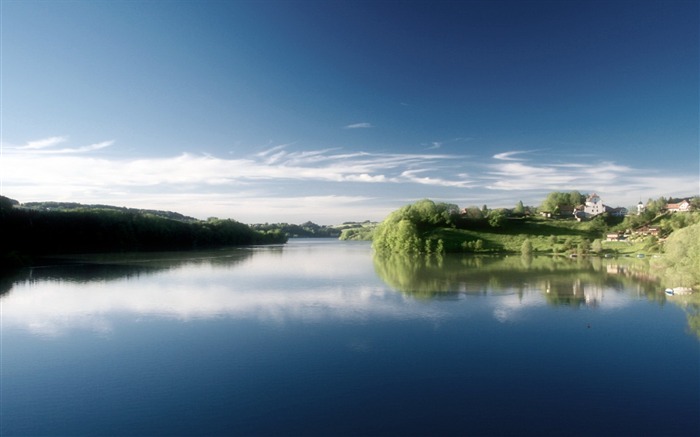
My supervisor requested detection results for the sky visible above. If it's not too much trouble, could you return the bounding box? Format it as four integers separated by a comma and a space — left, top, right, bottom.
1, 0, 698, 224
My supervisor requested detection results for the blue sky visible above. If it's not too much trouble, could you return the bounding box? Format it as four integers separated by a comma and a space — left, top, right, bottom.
2, 0, 698, 224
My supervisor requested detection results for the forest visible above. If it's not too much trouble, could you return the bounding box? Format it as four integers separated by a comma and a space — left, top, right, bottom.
0, 196, 287, 267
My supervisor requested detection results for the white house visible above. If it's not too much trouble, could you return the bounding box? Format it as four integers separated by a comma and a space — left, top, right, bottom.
666, 199, 693, 212
584, 193, 605, 217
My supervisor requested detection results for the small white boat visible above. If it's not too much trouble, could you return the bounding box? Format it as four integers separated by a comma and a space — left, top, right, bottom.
665, 287, 694, 297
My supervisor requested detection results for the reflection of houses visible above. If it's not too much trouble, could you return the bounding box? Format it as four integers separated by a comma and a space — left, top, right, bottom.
666, 199, 693, 212
583, 283, 605, 307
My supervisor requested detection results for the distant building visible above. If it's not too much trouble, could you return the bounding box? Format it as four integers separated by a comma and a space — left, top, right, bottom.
636, 201, 645, 215
606, 232, 623, 241
558, 205, 575, 218
666, 199, 693, 212
608, 207, 628, 217
633, 226, 660, 236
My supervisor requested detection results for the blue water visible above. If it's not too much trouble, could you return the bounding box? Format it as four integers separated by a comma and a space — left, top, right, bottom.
1, 240, 698, 436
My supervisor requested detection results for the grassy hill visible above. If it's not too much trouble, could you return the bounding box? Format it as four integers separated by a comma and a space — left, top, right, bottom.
373, 199, 700, 256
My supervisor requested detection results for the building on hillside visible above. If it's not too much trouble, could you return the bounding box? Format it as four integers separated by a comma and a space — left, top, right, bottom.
666, 199, 693, 212
608, 207, 628, 217
636, 201, 645, 215
584, 193, 605, 218
558, 205, 575, 218
606, 232, 624, 241
633, 226, 660, 236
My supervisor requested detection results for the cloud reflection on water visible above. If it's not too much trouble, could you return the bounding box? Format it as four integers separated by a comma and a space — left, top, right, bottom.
1, 243, 659, 337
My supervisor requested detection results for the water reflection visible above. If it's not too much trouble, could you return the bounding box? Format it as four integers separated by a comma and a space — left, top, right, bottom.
3, 242, 696, 338
2, 243, 446, 337
373, 252, 662, 302
373, 252, 700, 338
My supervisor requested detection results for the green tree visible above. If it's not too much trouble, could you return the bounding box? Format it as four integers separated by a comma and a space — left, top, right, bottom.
591, 239, 603, 254
462, 206, 484, 220
656, 222, 700, 287
373, 200, 458, 253
514, 200, 525, 215
691, 196, 700, 210
521, 239, 533, 256
568, 190, 585, 206
488, 209, 507, 228
577, 239, 591, 255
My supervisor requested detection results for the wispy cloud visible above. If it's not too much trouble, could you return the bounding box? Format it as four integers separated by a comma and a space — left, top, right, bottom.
10, 137, 113, 154
3, 139, 697, 223
2, 138, 473, 220
20, 136, 68, 150
493, 150, 534, 161
343, 122, 373, 129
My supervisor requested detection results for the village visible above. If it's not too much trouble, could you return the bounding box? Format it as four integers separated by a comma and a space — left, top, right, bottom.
537, 193, 697, 242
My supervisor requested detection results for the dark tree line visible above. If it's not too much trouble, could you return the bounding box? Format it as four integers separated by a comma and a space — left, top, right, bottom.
1, 196, 286, 266
22, 201, 198, 222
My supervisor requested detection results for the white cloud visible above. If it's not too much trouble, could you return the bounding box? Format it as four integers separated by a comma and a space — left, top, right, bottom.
493, 150, 532, 161
2, 138, 697, 223
10, 137, 113, 154
20, 136, 68, 149
343, 122, 373, 129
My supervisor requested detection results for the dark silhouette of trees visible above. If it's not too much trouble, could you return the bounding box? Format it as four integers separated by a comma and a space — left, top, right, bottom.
0, 196, 286, 264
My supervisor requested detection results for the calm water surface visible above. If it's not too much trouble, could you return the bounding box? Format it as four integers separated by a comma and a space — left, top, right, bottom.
1, 239, 698, 436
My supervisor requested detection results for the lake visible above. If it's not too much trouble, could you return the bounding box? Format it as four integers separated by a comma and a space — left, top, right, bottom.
1, 239, 698, 436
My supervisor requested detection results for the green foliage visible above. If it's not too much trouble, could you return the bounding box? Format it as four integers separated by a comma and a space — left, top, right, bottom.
540, 191, 584, 213
461, 239, 484, 252
488, 209, 507, 228
521, 239, 533, 256
251, 221, 341, 238
376, 197, 700, 256
577, 239, 591, 255
655, 222, 700, 288
513, 200, 525, 215
373, 200, 459, 253
461, 206, 484, 220
339, 226, 375, 241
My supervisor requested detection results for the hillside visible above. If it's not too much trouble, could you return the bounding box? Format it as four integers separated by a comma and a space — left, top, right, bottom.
21, 200, 198, 222
0, 196, 287, 267
372, 199, 700, 256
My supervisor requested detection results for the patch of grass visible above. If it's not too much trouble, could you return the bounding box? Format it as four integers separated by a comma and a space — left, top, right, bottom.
429, 217, 603, 254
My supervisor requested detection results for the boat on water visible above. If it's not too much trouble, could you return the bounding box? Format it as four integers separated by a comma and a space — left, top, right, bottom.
664, 287, 694, 297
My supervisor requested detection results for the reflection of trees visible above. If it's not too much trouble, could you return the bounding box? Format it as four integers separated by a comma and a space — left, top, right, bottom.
668, 294, 700, 340
373, 253, 662, 305
0, 249, 255, 298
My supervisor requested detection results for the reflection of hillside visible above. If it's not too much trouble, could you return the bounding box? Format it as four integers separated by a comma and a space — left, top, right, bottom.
373, 253, 662, 304
0, 249, 255, 298
667, 293, 700, 339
